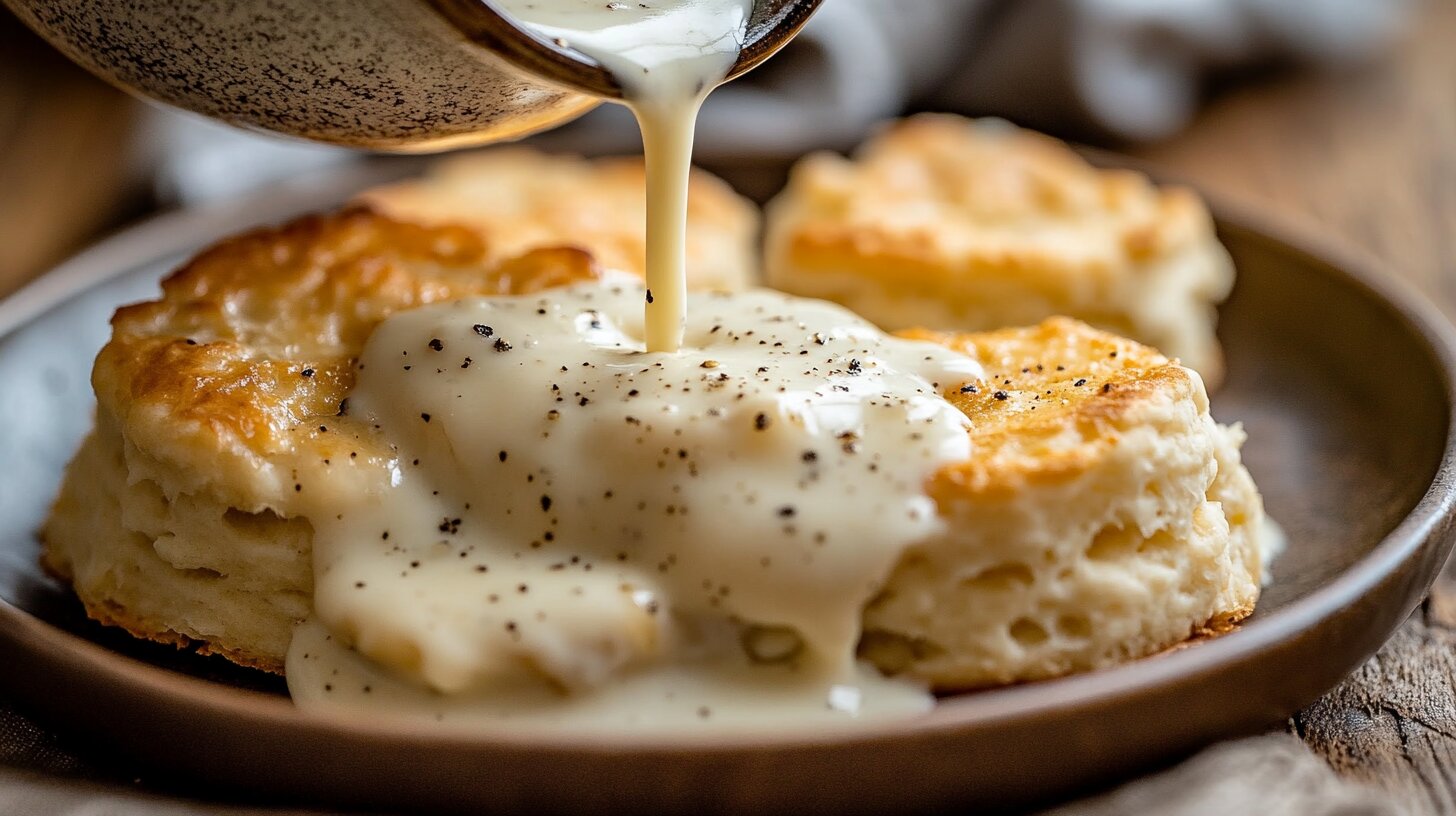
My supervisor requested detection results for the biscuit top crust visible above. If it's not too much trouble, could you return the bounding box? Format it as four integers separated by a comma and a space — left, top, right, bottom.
95, 206, 1199, 525
905, 318, 1201, 498
356, 148, 759, 291
774, 114, 1215, 280
95, 208, 600, 510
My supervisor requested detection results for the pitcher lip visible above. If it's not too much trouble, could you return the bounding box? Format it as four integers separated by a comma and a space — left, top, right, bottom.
425, 0, 825, 100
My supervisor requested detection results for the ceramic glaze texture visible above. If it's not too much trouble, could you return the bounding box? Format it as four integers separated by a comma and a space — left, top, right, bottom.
3, 0, 598, 150
4, 0, 823, 151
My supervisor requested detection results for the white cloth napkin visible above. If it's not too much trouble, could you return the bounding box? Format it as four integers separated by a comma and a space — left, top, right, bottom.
933, 0, 1415, 140
694, 0, 1413, 150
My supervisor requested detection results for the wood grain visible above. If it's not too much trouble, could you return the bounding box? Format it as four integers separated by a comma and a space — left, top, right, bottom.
1291, 569, 1456, 814
1132, 3, 1456, 810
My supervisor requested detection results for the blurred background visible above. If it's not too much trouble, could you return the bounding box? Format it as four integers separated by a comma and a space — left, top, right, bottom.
0, 0, 1451, 312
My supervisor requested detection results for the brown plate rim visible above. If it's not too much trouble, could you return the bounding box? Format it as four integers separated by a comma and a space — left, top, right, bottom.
1, 160, 1455, 757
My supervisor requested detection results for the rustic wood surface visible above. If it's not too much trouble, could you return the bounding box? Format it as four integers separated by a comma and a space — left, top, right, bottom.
1131, 1, 1456, 321
2, 1, 1455, 813
1130, 3, 1456, 812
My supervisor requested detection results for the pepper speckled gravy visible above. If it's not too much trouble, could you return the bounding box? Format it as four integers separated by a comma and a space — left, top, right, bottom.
492, 0, 755, 352
286, 282, 983, 731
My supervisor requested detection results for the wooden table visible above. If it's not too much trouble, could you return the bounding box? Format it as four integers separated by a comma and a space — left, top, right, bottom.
0, 14, 139, 292
2, 2, 1455, 812
1131, 4, 1456, 812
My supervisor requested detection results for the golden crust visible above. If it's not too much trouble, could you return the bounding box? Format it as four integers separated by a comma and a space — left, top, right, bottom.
765, 114, 1234, 383
912, 317, 1195, 498
80, 590, 284, 673
95, 208, 602, 511
867, 319, 1261, 688
356, 147, 759, 291
104, 206, 600, 438
775, 116, 1210, 268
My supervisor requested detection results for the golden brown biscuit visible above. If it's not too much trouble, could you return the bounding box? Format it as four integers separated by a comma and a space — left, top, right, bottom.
765, 114, 1235, 385
867, 319, 1261, 689
45, 209, 602, 669
45, 209, 1263, 688
357, 147, 759, 292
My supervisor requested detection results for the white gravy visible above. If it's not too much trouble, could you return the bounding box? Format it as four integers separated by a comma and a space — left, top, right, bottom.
282, 0, 982, 733
286, 282, 983, 732
490, 0, 755, 352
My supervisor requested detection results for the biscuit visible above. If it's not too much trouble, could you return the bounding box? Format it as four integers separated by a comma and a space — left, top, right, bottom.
764, 114, 1235, 385
45, 210, 1263, 688
45, 209, 603, 670
357, 147, 759, 292
865, 319, 1262, 688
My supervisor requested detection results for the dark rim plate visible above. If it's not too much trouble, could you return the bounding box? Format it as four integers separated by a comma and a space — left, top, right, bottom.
1, 161, 1453, 815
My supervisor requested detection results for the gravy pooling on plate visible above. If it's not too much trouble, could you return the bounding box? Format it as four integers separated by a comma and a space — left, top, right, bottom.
286, 283, 982, 731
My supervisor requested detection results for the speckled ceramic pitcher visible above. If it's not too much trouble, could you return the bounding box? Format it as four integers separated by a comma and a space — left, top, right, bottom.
3, 0, 819, 151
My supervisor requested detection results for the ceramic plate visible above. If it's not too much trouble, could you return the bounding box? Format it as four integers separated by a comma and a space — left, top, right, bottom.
1, 162, 1454, 814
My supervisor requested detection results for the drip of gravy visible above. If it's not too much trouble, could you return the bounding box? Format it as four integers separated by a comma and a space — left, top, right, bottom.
282, 0, 988, 733
286, 283, 983, 731
491, 0, 755, 352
